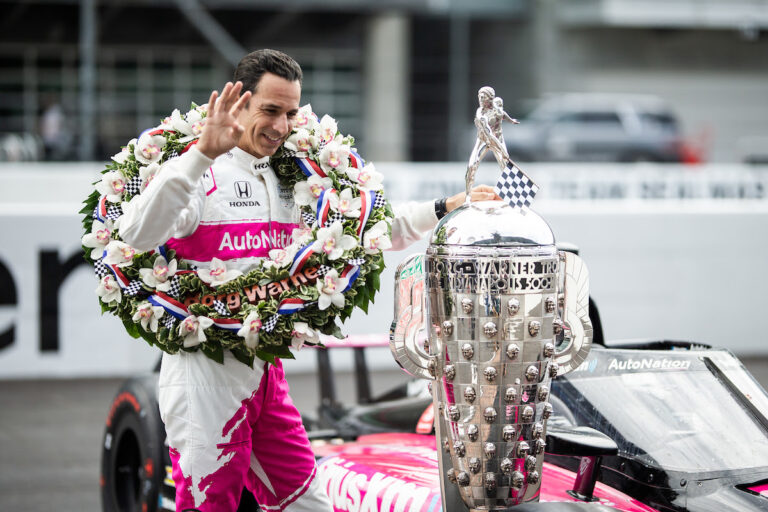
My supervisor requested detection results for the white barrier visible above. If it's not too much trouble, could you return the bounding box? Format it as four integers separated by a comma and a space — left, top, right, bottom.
1, 162, 767, 378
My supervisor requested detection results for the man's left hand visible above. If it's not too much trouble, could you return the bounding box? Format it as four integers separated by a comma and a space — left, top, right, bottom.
446, 185, 500, 213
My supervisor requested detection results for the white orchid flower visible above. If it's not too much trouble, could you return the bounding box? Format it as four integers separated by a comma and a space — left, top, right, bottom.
294, 104, 318, 132
197, 257, 242, 287
318, 141, 350, 174
268, 246, 298, 269
139, 162, 161, 191
171, 108, 205, 137
159, 115, 174, 130
132, 302, 165, 333
290, 322, 318, 351
103, 240, 137, 268
318, 115, 338, 144
111, 139, 136, 164
178, 315, 213, 348
284, 128, 313, 154
237, 311, 262, 349
291, 226, 313, 245
95, 170, 128, 203
96, 274, 122, 305
294, 175, 333, 208
82, 219, 113, 260
134, 130, 166, 165
316, 269, 349, 311
330, 188, 362, 218
363, 220, 392, 254
139, 255, 177, 291
311, 222, 357, 261
347, 162, 384, 191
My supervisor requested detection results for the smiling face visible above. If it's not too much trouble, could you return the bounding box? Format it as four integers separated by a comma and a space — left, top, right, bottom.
237, 72, 301, 158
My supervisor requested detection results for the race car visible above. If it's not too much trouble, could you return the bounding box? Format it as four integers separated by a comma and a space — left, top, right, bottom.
100, 331, 768, 511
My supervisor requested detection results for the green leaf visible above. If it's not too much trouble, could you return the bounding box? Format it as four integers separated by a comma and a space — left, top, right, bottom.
231, 348, 255, 368
200, 342, 224, 364
122, 319, 141, 339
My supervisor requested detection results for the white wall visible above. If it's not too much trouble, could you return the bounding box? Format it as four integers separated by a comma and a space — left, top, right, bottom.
1, 162, 767, 378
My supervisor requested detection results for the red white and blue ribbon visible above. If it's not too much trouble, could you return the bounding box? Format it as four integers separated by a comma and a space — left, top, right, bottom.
277, 298, 307, 315
148, 292, 189, 320
210, 317, 243, 333
356, 189, 376, 237
95, 195, 109, 223
289, 243, 314, 276
349, 150, 364, 169
315, 188, 336, 226
105, 262, 132, 289
340, 264, 360, 292
295, 156, 328, 179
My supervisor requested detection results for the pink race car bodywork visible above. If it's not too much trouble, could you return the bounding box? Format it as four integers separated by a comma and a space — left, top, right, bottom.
314, 433, 658, 512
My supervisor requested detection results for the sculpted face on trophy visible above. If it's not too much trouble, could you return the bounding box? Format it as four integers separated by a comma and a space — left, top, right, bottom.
390, 87, 593, 511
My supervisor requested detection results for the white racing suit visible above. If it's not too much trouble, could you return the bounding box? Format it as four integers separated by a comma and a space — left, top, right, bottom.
120, 146, 438, 512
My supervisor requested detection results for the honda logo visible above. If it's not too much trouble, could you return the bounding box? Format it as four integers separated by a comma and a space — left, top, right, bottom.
234, 181, 252, 199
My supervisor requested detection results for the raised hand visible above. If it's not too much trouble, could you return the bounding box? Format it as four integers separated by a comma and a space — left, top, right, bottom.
196, 81, 252, 160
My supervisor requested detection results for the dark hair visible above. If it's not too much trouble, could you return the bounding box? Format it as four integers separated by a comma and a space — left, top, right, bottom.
233, 49, 303, 95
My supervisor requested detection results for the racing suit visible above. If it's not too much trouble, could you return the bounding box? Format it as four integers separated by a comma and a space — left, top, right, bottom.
119, 146, 439, 512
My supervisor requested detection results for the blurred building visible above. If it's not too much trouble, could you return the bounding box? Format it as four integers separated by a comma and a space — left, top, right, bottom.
0, 0, 766, 162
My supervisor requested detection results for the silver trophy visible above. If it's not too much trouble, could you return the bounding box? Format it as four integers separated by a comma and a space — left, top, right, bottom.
390, 88, 592, 511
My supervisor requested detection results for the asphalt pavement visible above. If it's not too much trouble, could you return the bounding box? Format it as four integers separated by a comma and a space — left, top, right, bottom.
2, 359, 768, 512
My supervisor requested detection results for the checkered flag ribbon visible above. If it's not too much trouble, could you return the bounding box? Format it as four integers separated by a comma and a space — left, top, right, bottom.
212, 300, 230, 317
494, 163, 539, 210
373, 192, 387, 209
262, 314, 279, 332
163, 314, 177, 331
167, 276, 182, 298
106, 204, 123, 221
337, 178, 355, 187
93, 258, 109, 279
123, 281, 144, 297
301, 211, 316, 227
346, 257, 365, 266
325, 212, 344, 226
124, 176, 142, 196
316, 265, 332, 276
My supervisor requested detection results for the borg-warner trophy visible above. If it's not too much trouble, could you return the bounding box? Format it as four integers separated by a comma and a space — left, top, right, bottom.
390, 87, 593, 511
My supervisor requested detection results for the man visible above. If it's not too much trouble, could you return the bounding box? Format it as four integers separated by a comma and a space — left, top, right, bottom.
121, 49, 496, 512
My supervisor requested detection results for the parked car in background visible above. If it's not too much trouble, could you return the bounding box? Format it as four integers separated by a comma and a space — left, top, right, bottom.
504, 93, 699, 163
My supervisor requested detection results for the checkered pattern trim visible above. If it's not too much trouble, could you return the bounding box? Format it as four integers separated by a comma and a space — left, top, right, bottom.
93, 258, 109, 278
338, 178, 355, 187
325, 212, 344, 226
213, 300, 229, 316
124, 281, 143, 296
373, 192, 387, 209
301, 211, 316, 227
263, 314, 279, 332
163, 314, 177, 330
124, 176, 142, 196
167, 276, 182, 299
495, 163, 539, 209
106, 204, 123, 220
167, 150, 179, 160
346, 258, 365, 266
316, 265, 332, 276
253, 162, 270, 170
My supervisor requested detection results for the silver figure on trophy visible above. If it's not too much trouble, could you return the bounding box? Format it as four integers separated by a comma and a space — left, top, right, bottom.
390, 88, 593, 511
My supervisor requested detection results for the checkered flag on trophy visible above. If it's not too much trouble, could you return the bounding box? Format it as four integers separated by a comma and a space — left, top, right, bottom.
494, 162, 539, 209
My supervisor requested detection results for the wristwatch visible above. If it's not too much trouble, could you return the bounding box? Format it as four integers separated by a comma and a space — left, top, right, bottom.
434, 197, 448, 220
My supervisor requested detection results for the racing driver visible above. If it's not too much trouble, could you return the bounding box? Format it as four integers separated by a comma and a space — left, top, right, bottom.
120, 49, 497, 512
